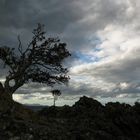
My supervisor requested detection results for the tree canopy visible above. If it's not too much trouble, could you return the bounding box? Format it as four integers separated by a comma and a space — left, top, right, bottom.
0, 24, 71, 97
51, 89, 61, 106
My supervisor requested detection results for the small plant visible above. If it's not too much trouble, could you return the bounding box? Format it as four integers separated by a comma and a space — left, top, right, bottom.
51, 89, 61, 106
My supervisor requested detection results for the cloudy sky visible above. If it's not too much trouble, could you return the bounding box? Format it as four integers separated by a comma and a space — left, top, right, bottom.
0, 0, 140, 106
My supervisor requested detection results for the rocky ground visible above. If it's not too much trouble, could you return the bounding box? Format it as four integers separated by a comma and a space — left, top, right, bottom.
0, 96, 140, 140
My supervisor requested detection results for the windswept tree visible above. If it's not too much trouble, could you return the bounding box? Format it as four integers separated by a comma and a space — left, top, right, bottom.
0, 24, 71, 101
51, 89, 61, 106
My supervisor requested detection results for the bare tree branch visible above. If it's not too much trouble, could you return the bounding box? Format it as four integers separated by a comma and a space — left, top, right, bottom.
0, 24, 71, 96
17, 35, 23, 55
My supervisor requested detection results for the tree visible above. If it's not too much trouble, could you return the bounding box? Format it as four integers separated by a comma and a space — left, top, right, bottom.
51, 89, 61, 106
0, 24, 71, 100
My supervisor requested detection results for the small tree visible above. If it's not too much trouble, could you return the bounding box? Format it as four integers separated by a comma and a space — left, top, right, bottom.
0, 24, 70, 100
51, 89, 61, 106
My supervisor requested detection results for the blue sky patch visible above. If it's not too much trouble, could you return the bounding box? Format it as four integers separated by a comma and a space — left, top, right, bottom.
74, 51, 101, 63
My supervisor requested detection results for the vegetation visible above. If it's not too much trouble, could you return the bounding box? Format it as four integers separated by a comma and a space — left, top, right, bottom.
51, 89, 61, 106
0, 96, 140, 139
0, 24, 70, 100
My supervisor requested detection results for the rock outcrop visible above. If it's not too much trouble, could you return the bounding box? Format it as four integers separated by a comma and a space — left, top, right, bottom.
0, 96, 140, 140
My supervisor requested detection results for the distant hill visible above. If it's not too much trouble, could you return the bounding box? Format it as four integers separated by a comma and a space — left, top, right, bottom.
23, 104, 48, 111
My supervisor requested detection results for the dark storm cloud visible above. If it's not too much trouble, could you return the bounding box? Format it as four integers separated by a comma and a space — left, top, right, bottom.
0, 0, 128, 49
0, 0, 81, 48
0, 0, 81, 35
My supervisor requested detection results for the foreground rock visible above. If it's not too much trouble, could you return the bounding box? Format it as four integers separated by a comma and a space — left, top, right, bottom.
0, 96, 140, 140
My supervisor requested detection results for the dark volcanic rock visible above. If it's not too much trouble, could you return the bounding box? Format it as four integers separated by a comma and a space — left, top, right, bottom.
0, 96, 140, 140
73, 96, 103, 109
72, 96, 104, 118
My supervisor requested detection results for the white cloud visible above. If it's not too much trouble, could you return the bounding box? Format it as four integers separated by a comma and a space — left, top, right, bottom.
69, 20, 140, 99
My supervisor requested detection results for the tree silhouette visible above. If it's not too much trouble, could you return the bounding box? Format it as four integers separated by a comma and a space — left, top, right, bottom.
0, 24, 71, 100
51, 89, 61, 106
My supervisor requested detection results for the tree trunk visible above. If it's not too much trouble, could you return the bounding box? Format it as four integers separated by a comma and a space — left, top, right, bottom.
0, 82, 13, 101
0, 91, 13, 101
53, 98, 56, 107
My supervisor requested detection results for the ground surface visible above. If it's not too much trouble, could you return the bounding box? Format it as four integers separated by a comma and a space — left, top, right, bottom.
0, 96, 140, 140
